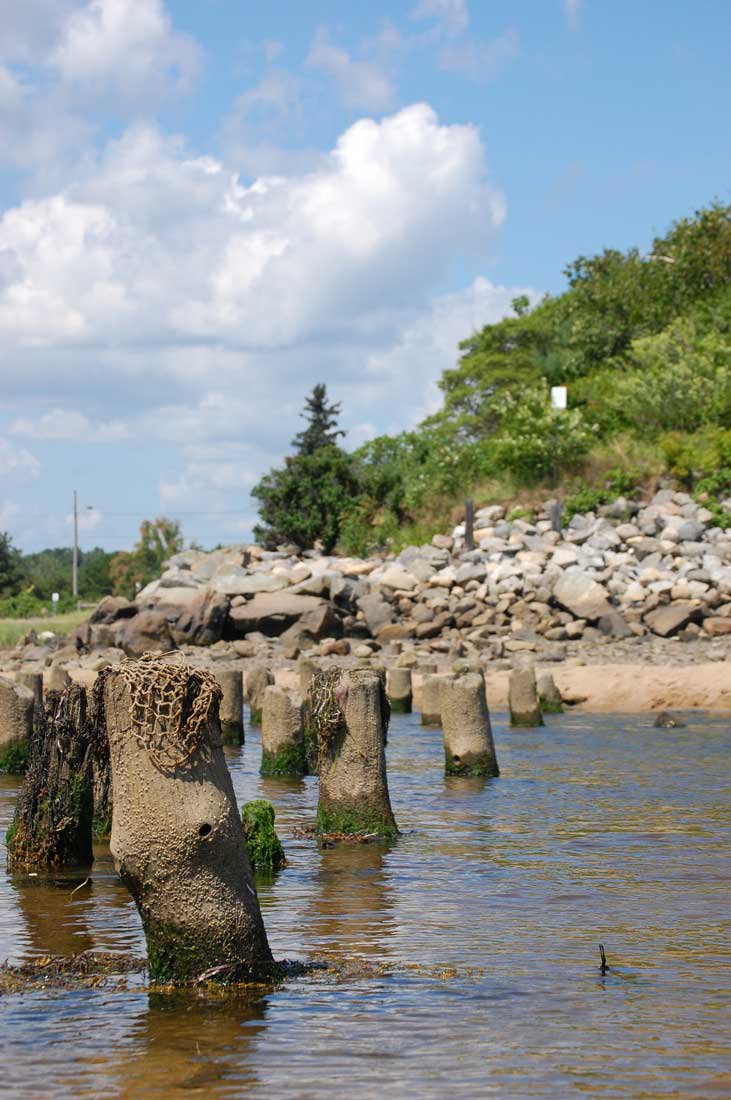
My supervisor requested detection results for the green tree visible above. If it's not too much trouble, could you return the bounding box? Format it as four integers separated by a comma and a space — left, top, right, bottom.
253, 386, 356, 552
292, 383, 345, 454
78, 547, 113, 599
434, 295, 559, 439
0, 532, 23, 596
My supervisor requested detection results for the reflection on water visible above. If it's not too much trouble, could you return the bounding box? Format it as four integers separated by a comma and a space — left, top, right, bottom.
1, 708, 730, 1098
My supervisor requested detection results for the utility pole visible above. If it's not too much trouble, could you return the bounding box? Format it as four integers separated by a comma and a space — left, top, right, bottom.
72, 490, 78, 598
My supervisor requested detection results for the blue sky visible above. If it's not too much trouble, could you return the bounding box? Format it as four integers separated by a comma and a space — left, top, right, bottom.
1, 0, 729, 554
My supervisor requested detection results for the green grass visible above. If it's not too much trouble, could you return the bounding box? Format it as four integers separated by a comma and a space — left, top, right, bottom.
0, 609, 89, 648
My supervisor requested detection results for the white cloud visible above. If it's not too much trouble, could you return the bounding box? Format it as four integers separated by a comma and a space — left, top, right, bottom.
411, 0, 469, 37
360, 277, 538, 427
10, 408, 129, 441
305, 28, 395, 110
0, 105, 503, 356
0, 440, 41, 484
0, 1, 76, 64
52, 0, 202, 103
0, 100, 530, 549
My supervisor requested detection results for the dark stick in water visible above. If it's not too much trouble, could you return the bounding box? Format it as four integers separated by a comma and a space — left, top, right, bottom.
599, 944, 608, 975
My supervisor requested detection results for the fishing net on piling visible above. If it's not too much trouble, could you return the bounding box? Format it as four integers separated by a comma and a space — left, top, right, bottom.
304, 667, 390, 767
97, 653, 222, 771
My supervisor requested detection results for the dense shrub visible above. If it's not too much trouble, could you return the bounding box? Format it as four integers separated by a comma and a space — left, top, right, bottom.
490, 383, 594, 483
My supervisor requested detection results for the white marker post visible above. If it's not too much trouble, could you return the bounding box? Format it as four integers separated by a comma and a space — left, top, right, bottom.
550, 386, 567, 410
51, 592, 59, 617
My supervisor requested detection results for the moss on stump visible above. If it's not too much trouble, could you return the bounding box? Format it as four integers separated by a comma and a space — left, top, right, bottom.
241, 800, 285, 873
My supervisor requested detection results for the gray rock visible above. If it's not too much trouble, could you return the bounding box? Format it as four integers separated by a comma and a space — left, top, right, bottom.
358, 594, 395, 637
644, 602, 696, 638
676, 521, 705, 543
212, 570, 289, 597
228, 593, 326, 637
597, 611, 633, 638
553, 569, 613, 622
88, 596, 138, 625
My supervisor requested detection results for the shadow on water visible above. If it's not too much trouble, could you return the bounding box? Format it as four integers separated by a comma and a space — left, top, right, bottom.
82, 990, 270, 1100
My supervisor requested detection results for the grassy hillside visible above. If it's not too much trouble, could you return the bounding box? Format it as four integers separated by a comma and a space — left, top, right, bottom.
338, 203, 731, 553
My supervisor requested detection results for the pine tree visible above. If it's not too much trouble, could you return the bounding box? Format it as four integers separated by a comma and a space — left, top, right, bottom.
292, 384, 345, 455
252, 385, 356, 551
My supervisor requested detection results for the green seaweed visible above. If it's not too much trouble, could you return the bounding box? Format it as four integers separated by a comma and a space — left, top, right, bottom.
444, 751, 499, 778
260, 742, 307, 777
145, 919, 281, 984
389, 697, 412, 714
221, 720, 245, 745
0, 740, 29, 775
248, 707, 263, 727
241, 799, 285, 872
316, 804, 399, 839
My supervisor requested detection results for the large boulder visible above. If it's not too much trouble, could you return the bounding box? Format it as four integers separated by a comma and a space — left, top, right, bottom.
553, 569, 613, 622
89, 596, 138, 625
280, 604, 343, 647
226, 593, 326, 637
114, 610, 177, 657
159, 588, 231, 647
357, 593, 394, 637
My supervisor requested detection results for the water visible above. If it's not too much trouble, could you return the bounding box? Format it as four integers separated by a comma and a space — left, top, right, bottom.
1, 710, 729, 1098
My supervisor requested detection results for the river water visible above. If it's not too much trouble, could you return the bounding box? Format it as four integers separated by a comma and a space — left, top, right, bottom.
0, 709, 729, 1098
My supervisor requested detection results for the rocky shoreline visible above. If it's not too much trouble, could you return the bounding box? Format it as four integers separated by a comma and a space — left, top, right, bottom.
3, 488, 731, 713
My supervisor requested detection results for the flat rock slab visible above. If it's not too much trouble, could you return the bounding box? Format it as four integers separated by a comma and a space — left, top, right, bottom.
211, 571, 289, 596
227, 593, 325, 637
553, 569, 612, 622
644, 602, 696, 637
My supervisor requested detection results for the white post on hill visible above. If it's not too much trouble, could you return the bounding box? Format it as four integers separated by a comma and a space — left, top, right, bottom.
550, 386, 567, 410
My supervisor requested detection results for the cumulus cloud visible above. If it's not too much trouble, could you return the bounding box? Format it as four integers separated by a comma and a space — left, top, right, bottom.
305, 29, 395, 110
0, 1, 76, 64
52, 0, 202, 103
0, 104, 503, 357
0, 439, 41, 484
0, 94, 530, 549
359, 277, 537, 427
10, 408, 129, 441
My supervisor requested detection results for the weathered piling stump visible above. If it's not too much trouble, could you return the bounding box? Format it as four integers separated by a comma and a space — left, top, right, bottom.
313, 669, 398, 838
297, 655, 317, 699
46, 662, 71, 693
245, 664, 272, 726
241, 800, 285, 873
16, 670, 43, 712
537, 672, 563, 714
101, 654, 273, 983
509, 667, 544, 727
439, 672, 499, 777
217, 668, 245, 744
419, 674, 445, 727
6, 683, 97, 869
386, 667, 412, 714
261, 685, 306, 775
0, 675, 34, 774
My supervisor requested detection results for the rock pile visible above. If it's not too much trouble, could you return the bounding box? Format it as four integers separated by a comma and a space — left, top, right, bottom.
8, 489, 731, 674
